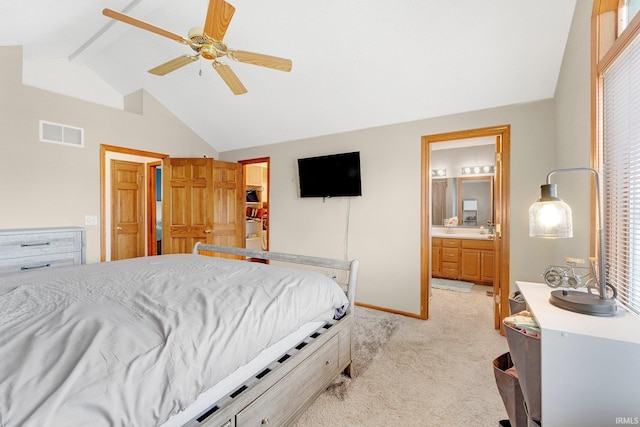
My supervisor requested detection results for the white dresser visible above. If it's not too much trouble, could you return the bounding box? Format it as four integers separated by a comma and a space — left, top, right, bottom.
0, 227, 86, 276
516, 281, 640, 427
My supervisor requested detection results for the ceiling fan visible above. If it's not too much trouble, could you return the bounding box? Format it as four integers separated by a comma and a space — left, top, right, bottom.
102, 0, 292, 95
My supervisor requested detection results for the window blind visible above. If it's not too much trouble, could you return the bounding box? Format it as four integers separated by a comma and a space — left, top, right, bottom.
602, 32, 640, 316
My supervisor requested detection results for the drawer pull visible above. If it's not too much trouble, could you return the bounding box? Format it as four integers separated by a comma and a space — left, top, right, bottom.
21, 263, 51, 270
325, 359, 332, 365
261, 418, 269, 425
20, 242, 50, 247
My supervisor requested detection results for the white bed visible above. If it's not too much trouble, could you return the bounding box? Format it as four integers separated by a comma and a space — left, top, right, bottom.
0, 244, 359, 427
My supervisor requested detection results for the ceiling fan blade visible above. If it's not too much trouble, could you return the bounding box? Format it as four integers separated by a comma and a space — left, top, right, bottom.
204, 0, 236, 41
149, 55, 199, 76
213, 62, 247, 95
231, 50, 292, 72
103, 8, 191, 45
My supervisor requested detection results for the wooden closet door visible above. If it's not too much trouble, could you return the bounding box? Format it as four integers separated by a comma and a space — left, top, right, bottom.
162, 158, 214, 254
162, 158, 244, 254
212, 160, 245, 249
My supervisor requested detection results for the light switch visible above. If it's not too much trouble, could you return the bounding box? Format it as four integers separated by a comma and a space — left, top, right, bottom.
85, 215, 98, 226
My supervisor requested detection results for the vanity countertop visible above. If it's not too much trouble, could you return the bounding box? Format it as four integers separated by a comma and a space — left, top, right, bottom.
431, 227, 493, 240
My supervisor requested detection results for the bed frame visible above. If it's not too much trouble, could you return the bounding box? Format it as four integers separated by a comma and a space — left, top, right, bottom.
186, 243, 359, 427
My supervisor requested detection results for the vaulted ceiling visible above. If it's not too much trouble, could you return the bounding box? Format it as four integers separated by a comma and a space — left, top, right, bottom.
0, 0, 577, 152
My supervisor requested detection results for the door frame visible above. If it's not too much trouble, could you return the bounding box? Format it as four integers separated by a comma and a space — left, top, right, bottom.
239, 157, 270, 252
147, 161, 162, 256
420, 125, 510, 331
100, 144, 168, 262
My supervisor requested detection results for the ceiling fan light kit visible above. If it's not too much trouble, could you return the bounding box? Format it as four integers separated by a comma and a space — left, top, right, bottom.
102, 0, 292, 95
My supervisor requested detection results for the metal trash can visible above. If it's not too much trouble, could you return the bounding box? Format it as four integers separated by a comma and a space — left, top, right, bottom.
493, 352, 528, 427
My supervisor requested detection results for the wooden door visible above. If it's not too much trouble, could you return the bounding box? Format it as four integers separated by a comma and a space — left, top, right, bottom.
162, 158, 244, 255
212, 160, 245, 248
162, 158, 214, 254
111, 160, 145, 260
493, 136, 504, 329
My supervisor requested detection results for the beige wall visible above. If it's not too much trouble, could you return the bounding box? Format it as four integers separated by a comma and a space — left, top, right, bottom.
221, 100, 557, 315
0, 46, 218, 263
553, 0, 593, 262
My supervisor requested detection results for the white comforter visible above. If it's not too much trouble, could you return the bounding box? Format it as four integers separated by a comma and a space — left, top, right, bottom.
0, 254, 348, 427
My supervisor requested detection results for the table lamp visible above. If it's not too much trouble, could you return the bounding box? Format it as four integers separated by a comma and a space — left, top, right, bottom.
529, 167, 617, 316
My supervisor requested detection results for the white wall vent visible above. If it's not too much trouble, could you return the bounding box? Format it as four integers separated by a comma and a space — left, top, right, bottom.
39, 120, 84, 148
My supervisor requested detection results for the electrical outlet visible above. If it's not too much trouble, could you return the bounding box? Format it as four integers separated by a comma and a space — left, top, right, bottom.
85, 215, 98, 226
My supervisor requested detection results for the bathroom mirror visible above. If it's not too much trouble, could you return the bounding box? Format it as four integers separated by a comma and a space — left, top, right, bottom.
432, 176, 493, 227
458, 176, 493, 227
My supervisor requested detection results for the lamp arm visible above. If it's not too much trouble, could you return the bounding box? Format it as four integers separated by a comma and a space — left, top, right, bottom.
546, 168, 608, 300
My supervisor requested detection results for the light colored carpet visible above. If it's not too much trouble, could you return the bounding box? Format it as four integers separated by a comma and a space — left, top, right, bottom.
349, 305, 401, 375
323, 305, 401, 399
431, 278, 474, 293
295, 285, 509, 426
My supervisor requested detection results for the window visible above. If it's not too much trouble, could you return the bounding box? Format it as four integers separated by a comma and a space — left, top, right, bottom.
596, 1, 640, 316
618, 0, 640, 35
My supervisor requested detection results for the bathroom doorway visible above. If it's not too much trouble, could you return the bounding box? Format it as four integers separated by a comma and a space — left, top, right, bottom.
421, 126, 510, 331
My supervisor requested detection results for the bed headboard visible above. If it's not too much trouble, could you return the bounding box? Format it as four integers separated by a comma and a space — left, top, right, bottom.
193, 243, 359, 312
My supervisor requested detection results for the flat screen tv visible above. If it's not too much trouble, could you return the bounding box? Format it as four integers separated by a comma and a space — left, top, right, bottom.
298, 151, 362, 198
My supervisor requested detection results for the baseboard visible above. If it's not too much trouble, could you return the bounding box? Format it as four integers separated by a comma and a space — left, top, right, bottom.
354, 302, 422, 320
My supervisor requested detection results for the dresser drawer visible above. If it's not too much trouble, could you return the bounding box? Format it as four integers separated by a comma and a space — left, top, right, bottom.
0, 229, 83, 260
0, 251, 82, 275
0, 228, 85, 276
236, 334, 339, 426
